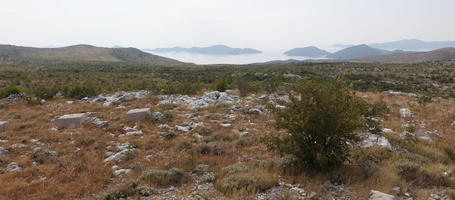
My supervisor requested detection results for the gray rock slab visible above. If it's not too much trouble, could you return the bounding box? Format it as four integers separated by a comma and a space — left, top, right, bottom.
369, 190, 395, 200
57, 113, 87, 129
126, 108, 151, 121
0, 121, 9, 133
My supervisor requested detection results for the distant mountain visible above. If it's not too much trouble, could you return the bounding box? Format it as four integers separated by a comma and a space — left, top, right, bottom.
284, 46, 330, 57
333, 39, 455, 52
326, 44, 389, 60
331, 44, 354, 49
147, 45, 261, 55
0, 44, 185, 65
356, 48, 455, 63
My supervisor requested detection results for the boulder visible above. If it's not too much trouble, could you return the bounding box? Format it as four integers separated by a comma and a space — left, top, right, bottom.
151, 112, 165, 122
399, 108, 414, 118
369, 190, 395, 200
0, 121, 9, 133
90, 117, 108, 128
0, 147, 8, 155
6, 162, 21, 172
57, 113, 87, 129
247, 108, 262, 115
357, 132, 392, 150
126, 108, 151, 121
104, 143, 136, 163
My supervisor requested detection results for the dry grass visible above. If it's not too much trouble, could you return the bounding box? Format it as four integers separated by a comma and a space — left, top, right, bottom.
0, 91, 454, 199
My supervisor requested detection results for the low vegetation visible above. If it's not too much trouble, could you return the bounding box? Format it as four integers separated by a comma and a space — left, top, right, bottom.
0, 60, 454, 199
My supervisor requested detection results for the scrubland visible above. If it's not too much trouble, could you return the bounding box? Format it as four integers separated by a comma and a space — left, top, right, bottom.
0, 60, 454, 199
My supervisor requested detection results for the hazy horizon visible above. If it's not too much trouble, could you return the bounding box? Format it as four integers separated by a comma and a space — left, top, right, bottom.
1, 0, 454, 52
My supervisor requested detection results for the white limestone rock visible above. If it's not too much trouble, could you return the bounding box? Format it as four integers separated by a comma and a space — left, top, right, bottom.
369, 190, 395, 200
0, 121, 8, 133
399, 108, 414, 118
80, 90, 149, 106
104, 143, 136, 163
357, 132, 392, 150
57, 113, 87, 129
6, 162, 21, 172
151, 112, 165, 122
159, 91, 241, 110
126, 108, 151, 122
90, 117, 108, 128
0, 147, 8, 155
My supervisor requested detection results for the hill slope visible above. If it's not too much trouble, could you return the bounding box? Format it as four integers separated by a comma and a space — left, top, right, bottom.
284, 46, 330, 57
356, 48, 455, 63
147, 45, 261, 55
370, 39, 455, 51
326, 44, 388, 60
0, 44, 185, 65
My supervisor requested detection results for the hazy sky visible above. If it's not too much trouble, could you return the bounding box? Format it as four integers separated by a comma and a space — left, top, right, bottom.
0, 0, 454, 51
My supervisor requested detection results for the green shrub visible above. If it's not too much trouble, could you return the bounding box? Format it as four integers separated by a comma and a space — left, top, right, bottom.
194, 164, 216, 183
194, 164, 211, 175
445, 147, 455, 161
234, 76, 250, 97
25, 97, 41, 106
213, 77, 227, 92
162, 131, 177, 140
100, 179, 137, 200
216, 167, 278, 197
0, 86, 23, 98
221, 163, 250, 176
66, 84, 97, 99
264, 76, 368, 171
139, 168, 186, 187
31, 86, 58, 100
197, 126, 212, 136
135, 185, 155, 196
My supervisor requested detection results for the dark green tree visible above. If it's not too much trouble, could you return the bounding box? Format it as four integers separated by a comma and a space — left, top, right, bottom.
265, 76, 373, 171
213, 77, 227, 92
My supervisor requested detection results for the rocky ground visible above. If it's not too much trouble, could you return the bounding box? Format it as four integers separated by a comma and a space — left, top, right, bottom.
0, 90, 454, 199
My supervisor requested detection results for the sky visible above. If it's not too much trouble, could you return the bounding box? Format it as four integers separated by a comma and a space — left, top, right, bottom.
0, 0, 454, 51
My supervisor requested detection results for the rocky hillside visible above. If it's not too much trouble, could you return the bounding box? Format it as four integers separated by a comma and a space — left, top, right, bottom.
0, 44, 185, 65
0, 89, 454, 199
356, 48, 455, 63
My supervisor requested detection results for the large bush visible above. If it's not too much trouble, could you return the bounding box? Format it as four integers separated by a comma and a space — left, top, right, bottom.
0, 86, 23, 98
265, 76, 369, 171
213, 77, 227, 92
65, 84, 98, 99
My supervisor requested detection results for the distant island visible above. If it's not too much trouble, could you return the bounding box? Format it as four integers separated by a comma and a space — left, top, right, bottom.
284, 46, 330, 57
333, 39, 455, 51
326, 44, 390, 60
145, 45, 262, 55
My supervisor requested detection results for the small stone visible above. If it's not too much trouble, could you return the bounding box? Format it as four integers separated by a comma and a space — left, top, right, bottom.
0, 147, 8, 155
90, 117, 108, 128
0, 121, 9, 133
151, 112, 165, 122
220, 122, 231, 127
6, 162, 21, 172
369, 190, 395, 200
247, 108, 262, 115
383, 128, 394, 133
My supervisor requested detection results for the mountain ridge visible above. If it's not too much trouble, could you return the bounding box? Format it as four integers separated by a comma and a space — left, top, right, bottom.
356, 47, 455, 63
0, 44, 186, 65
